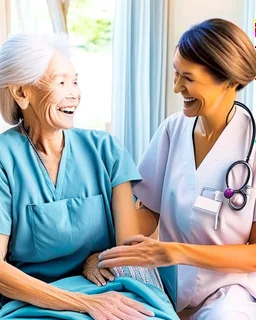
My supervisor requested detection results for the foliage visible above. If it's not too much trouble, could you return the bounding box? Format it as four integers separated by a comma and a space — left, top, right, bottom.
67, 0, 113, 52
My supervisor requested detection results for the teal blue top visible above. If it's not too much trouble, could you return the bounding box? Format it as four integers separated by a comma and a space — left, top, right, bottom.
0, 126, 141, 284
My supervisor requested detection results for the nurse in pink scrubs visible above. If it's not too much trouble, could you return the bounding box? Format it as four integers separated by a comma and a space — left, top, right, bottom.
99, 18, 256, 319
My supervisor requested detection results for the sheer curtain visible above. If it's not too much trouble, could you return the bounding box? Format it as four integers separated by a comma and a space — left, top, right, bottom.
111, 0, 169, 163
10, 0, 54, 33
9, 0, 69, 34
241, 0, 256, 113
0, 0, 11, 45
46, 0, 69, 32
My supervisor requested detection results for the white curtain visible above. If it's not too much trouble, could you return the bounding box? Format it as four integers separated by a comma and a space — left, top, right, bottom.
0, 0, 11, 45
111, 0, 169, 163
46, 0, 69, 33
10, 0, 54, 33
9, 0, 69, 34
241, 0, 256, 113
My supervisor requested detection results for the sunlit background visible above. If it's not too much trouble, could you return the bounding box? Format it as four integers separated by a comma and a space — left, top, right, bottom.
1, 0, 256, 162
67, 0, 114, 131
10, 0, 115, 131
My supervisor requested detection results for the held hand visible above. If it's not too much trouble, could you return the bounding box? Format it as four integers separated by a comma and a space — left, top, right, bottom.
98, 235, 173, 268
82, 252, 114, 286
76, 291, 154, 320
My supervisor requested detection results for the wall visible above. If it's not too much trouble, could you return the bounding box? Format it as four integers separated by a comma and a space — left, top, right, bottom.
0, 0, 247, 132
166, 0, 245, 116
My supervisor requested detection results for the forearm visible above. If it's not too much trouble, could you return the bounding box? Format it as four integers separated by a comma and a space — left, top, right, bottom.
170, 242, 256, 273
0, 261, 85, 312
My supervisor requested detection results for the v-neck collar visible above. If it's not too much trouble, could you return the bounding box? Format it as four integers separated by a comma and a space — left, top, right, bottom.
42, 130, 68, 200
19, 128, 68, 200
52, 130, 68, 199
181, 107, 249, 196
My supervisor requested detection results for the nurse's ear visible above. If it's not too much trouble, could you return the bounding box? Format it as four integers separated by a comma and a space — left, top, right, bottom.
8, 85, 30, 110
226, 81, 239, 91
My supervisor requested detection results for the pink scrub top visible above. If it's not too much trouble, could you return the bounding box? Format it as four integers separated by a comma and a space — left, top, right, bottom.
133, 107, 256, 312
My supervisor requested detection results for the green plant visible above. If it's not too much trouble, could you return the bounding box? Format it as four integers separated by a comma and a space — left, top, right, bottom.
67, 0, 113, 52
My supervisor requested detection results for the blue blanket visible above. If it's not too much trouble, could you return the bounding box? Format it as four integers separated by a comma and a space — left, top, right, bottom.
0, 276, 179, 319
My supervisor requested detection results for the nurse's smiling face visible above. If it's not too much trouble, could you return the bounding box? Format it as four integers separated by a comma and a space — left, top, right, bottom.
22, 51, 81, 131
173, 49, 232, 118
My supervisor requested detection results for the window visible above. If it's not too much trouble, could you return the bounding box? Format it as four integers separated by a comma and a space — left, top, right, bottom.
67, 0, 115, 131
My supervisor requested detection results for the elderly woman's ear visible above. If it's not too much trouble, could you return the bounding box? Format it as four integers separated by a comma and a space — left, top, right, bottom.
8, 85, 30, 110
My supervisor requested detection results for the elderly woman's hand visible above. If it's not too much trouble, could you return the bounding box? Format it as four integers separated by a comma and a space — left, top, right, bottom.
98, 235, 174, 268
74, 291, 154, 319
82, 252, 115, 286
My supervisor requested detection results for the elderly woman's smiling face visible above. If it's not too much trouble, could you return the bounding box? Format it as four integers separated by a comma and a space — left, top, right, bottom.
23, 51, 81, 131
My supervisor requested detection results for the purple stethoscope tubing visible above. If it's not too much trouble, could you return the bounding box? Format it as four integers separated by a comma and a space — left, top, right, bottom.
224, 101, 256, 211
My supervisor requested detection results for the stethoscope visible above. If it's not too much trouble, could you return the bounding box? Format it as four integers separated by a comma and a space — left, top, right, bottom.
193, 101, 255, 212
223, 101, 255, 211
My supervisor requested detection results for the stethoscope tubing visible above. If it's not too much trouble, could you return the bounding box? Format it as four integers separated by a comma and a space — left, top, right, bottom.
224, 101, 255, 211
234, 101, 256, 163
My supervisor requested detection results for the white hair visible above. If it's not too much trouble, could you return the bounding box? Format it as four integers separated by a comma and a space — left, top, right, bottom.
0, 33, 70, 125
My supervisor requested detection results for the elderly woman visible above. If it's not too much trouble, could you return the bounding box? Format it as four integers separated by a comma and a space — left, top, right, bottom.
0, 34, 178, 320
99, 18, 256, 319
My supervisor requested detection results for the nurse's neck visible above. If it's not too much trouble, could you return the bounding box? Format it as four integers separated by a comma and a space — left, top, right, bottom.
198, 107, 235, 140
197, 96, 236, 140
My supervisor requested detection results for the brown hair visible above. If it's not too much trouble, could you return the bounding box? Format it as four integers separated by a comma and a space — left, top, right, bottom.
177, 18, 256, 91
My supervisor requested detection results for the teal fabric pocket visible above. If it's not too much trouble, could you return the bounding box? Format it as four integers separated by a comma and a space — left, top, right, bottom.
28, 195, 110, 261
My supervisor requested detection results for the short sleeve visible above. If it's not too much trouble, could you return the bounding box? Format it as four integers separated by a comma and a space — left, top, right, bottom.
104, 135, 142, 188
133, 118, 170, 213
0, 163, 12, 235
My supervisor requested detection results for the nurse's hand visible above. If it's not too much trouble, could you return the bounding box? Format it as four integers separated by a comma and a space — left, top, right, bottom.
82, 252, 115, 286
98, 235, 172, 268
75, 291, 154, 319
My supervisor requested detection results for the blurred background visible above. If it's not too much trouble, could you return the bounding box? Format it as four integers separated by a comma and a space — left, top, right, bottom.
0, 0, 255, 162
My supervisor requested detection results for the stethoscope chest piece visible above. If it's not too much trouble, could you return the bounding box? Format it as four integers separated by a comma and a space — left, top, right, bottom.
224, 188, 234, 198
224, 160, 252, 211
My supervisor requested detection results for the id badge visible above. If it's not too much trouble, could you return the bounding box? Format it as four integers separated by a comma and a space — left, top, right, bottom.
193, 187, 223, 230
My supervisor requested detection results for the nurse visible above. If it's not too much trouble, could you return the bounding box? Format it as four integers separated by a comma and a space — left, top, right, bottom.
99, 18, 256, 319
0, 34, 178, 320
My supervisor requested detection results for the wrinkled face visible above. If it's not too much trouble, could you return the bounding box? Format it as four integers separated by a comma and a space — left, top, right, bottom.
173, 49, 231, 118
24, 51, 81, 130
